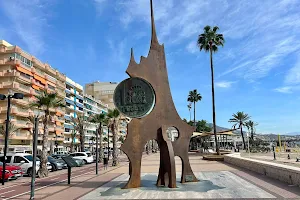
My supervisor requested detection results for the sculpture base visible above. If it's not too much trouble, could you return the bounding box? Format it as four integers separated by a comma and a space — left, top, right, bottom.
79, 172, 275, 199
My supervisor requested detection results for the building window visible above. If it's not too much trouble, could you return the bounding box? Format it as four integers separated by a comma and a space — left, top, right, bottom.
14, 53, 32, 67
48, 85, 55, 90
65, 128, 70, 132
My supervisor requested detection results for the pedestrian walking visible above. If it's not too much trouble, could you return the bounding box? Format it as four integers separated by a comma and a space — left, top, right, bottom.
103, 154, 108, 170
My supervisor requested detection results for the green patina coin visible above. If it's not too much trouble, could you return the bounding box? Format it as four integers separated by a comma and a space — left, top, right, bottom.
113, 77, 155, 118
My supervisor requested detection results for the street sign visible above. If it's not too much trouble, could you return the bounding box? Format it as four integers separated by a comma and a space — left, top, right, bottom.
61, 156, 78, 184
113, 77, 155, 118
62, 156, 78, 168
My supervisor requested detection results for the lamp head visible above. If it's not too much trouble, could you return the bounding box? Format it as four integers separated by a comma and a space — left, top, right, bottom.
0, 94, 6, 100
13, 93, 24, 99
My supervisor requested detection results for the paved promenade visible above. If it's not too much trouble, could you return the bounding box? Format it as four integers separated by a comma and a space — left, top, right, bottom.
9, 153, 300, 199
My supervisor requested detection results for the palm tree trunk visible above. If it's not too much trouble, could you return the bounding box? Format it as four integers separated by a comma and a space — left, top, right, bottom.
39, 116, 49, 178
80, 130, 85, 152
193, 102, 196, 127
189, 109, 191, 122
99, 123, 103, 163
210, 48, 220, 155
112, 120, 118, 166
241, 125, 246, 150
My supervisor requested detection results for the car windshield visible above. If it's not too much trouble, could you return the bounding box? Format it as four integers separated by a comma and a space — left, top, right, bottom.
87, 153, 91, 157
24, 155, 40, 161
0, 161, 2, 165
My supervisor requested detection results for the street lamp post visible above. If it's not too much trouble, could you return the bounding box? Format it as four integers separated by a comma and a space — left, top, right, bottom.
0, 93, 24, 185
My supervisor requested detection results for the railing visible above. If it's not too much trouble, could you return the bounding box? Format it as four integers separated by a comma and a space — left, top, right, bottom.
17, 107, 29, 113
47, 75, 57, 82
20, 73, 30, 80
19, 83, 31, 91
21, 50, 31, 58
35, 68, 45, 76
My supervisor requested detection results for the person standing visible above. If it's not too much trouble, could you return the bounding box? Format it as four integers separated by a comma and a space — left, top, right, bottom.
103, 154, 108, 170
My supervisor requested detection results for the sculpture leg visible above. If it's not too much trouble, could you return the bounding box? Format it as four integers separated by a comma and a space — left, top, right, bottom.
156, 127, 176, 188
179, 153, 198, 183
122, 152, 143, 189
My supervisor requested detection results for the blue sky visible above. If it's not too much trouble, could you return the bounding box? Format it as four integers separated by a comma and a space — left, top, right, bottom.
0, 0, 300, 134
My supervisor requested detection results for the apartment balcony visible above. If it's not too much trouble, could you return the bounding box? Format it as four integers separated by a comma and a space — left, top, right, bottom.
55, 126, 64, 133
32, 67, 45, 77
56, 71, 65, 81
49, 107, 56, 113
13, 120, 33, 129
45, 63, 56, 76
32, 56, 45, 70
55, 80, 65, 89
0, 69, 19, 77
31, 79, 45, 89
56, 107, 65, 116
10, 106, 31, 117
56, 88, 65, 98
11, 96, 31, 106
48, 125, 55, 132
18, 73, 32, 84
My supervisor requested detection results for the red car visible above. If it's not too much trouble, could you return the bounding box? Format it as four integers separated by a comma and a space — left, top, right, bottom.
0, 161, 23, 181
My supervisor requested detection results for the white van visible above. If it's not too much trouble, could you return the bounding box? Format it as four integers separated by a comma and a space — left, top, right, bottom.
0, 153, 52, 176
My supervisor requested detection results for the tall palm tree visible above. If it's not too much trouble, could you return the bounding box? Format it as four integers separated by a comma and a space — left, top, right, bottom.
187, 103, 192, 122
107, 109, 120, 166
245, 120, 258, 141
197, 25, 225, 155
187, 89, 202, 127
89, 113, 106, 163
30, 90, 64, 178
229, 111, 251, 149
71, 115, 88, 152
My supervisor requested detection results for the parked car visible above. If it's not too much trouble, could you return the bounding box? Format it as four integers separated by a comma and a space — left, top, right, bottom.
53, 151, 69, 156
0, 161, 22, 180
73, 158, 84, 167
0, 153, 39, 177
52, 155, 84, 167
69, 152, 93, 164
37, 155, 66, 171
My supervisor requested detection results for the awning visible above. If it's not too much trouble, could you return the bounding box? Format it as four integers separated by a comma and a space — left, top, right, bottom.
56, 130, 63, 135
47, 81, 56, 87
55, 112, 62, 117
32, 85, 40, 90
16, 65, 33, 76
34, 74, 46, 84
56, 121, 61, 126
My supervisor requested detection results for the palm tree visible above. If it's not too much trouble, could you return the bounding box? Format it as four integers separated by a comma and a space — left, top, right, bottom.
187, 89, 202, 127
187, 103, 192, 122
89, 113, 106, 163
0, 122, 21, 151
229, 111, 251, 149
70, 129, 77, 153
107, 109, 120, 166
30, 90, 65, 178
71, 115, 88, 152
197, 25, 224, 155
245, 120, 258, 141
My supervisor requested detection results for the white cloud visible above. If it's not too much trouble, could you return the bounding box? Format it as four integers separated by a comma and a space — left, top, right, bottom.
0, 0, 52, 55
284, 56, 300, 85
215, 81, 235, 88
186, 41, 198, 54
274, 86, 293, 93
113, 0, 300, 82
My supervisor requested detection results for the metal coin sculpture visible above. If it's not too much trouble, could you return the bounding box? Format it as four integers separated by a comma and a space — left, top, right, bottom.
114, 77, 155, 118
115, 0, 198, 189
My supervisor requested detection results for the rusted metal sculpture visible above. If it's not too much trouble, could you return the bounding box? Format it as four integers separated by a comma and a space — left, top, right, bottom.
119, 0, 198, 189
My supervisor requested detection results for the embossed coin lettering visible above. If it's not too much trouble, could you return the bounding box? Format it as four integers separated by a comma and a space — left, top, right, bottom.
113, 77, 155, 118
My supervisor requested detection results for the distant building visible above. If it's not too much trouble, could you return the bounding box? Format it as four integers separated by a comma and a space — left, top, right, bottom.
85, 81, 118, 109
